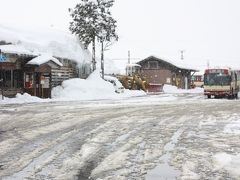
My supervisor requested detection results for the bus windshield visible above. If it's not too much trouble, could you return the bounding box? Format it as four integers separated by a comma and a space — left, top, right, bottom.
204, 73, 231, 86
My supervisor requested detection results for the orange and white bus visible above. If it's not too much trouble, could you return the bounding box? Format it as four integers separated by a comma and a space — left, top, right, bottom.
204, 68, 240, 98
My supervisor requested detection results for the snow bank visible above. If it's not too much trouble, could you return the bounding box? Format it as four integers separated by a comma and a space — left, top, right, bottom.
163, 84, 203, 94
52, 70, 146, 101
0, 93, 49, 104
213, 153, 240, 178
0, 24, 91, 65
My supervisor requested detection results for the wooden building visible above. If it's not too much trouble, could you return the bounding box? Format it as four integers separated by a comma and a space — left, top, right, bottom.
0, 45, 91, 98
137, 56, 197, 92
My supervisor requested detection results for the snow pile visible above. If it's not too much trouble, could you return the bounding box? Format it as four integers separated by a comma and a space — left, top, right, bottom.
52, 70, 146, 101
0, 24, 91, 65
0, 93, 49, 104
104, 75, 124, 93
163, 84, 203, 94
213, 153, 240, 178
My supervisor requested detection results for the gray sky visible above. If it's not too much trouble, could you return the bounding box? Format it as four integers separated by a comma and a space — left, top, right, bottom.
1, 0, 240, 69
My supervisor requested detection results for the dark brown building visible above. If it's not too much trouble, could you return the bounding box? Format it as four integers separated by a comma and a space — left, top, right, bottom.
0, 46, 90, 98
137, 56, 197, 92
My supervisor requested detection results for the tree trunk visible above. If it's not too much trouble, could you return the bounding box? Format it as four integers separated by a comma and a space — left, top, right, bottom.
101, 41, 104, 79
92, 37, 96, 71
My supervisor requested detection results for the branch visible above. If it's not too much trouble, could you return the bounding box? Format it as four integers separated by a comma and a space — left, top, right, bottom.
104, 41, 115, 51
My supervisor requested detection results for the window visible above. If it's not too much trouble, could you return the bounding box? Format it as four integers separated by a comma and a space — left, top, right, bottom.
149, 61, 158, 69
0, 70, 12, 88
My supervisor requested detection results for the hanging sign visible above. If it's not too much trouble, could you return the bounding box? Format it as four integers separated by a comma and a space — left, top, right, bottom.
0, 53, 7, 62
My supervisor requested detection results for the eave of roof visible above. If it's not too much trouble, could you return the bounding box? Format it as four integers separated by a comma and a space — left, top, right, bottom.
138, 55, 198, 71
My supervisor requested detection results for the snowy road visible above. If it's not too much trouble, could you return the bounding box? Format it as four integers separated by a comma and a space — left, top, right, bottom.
0, 94, 240, 180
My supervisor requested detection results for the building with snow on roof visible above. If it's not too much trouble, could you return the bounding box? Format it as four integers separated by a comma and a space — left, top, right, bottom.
137, 56, 198, 92
0, 24, 92, 98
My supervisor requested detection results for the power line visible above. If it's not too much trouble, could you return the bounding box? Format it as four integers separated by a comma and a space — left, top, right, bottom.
108, 58, 141, 61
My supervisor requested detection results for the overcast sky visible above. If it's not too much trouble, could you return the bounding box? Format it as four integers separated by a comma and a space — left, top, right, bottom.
1, 0, 240, 69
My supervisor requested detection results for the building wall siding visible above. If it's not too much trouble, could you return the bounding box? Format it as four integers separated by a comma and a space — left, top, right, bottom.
141, 69, 172, 84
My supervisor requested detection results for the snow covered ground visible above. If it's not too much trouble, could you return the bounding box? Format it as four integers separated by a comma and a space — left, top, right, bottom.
163, 84, 203, 94
0, 93, 240, 180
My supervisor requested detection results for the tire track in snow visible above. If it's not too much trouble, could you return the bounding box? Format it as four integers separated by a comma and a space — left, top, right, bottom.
0, 106, 144, 179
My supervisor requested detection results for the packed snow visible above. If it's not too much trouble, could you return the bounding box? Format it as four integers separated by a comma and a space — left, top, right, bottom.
1, 93, 240, 179
224, 119, 240, 135
163, 84, 203, 94
213, 153, 240, 178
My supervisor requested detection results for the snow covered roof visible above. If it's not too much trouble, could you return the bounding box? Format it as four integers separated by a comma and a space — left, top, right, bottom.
193, 71, 204, 76
0, 44, 37, 56
139, 55, 198, 71
126, 63, 141, 67
0, 24, 91, 65
27, 54, 63, 67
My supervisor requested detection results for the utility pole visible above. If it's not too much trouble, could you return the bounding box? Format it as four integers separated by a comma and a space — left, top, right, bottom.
180, 50, 185, 60
0, 50, 4, 100
207, 60, 210, 69
0, 78, 3, 100
128, 50, 130, 64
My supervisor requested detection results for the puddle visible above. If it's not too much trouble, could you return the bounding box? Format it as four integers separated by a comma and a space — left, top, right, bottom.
146, 153, 181, 180
146, 129, 183, 180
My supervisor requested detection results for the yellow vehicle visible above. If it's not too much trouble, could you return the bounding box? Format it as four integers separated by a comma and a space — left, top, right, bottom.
117, 64, 148, 91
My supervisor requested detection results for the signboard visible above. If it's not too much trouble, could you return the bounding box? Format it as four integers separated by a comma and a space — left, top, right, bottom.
0, 54, 7, 62
42, 77, 50, 88
40, 75, 45, 85
206, 69, 229, 74
166, 78, 171, 84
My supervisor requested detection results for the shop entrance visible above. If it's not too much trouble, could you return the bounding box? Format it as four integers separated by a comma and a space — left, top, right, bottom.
24, 72, 51, 98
